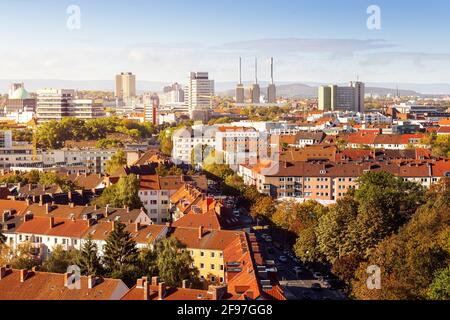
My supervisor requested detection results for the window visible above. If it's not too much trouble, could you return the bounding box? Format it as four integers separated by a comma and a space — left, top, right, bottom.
211, 252, 215, 258
200, 251, 205, 257
200, 263, 204, 269
211, 264, 215, 270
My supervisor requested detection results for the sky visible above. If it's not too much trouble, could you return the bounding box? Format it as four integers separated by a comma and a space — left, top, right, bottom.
1, 0, 450, 84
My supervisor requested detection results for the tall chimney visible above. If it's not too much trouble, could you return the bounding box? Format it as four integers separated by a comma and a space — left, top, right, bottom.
45, 203, 50, 214
270, 57, 274, 85
49, 217, 55, 229
255, 57, 258, 84
239, 56, 242, 85
135, 222, 141, 232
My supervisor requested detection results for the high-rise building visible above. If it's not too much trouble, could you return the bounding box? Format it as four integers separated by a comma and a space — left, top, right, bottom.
318, 81, 365, 112
352, 81, 365, 113
267, 57, 276, 104
161, 83, 185, 104
115, 72, 136, 99
185, 72, 214, 111
36, 89, 105, 123
235, 57, 245, 104
36, 89, 75, 123
250, 58, 260, 104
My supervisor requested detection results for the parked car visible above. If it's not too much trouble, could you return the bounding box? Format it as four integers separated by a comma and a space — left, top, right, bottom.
278, 256, 288, 263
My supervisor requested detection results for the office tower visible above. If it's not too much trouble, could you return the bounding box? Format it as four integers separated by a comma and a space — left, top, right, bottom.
318, 86, 332, 111
267, 57, 277, 104
115, 72, 136, 99
36, 89, 75, 123
352, 81, 365, 113
36, 89, 105, 122
318, 81, 365, 112
161, 83, 185, 104
185, 72, 214, 111
235, 57, 245, 104
250, 58, 260, 104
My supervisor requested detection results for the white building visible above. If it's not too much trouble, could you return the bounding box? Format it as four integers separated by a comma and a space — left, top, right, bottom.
185, 72, 214, 121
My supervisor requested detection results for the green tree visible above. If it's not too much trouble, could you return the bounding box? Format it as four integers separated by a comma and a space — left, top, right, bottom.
316, 196, 359, 262
105, 150, 127, 175
95, 174, 143, 209
154, 238, 200, 288
351, 179, 449, 300
74, 236, 103, 276
41, 245, 77, 273
103, 221, 139, 285
428, 267, 450, 300
347, 171, 425, 258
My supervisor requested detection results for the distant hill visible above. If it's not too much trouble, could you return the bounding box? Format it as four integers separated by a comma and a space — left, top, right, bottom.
217, 83, 421, 98
1, 79, 448, 97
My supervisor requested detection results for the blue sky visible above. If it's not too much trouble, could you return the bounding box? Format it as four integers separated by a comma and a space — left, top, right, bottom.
1, 0, 450, 84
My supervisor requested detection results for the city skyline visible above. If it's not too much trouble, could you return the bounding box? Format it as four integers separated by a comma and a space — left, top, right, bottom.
1, 0, 450, 84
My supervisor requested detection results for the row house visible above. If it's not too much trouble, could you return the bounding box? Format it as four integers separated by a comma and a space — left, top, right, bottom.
343, 133, 427, 150
239, 160, 450, 202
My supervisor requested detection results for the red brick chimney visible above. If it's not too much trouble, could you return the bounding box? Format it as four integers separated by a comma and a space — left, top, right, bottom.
87, 275, 97, 289
158, 282, 166, 300
143, 281, 150, 300
151, 276, 159, 286
19, 269, 27, 282
49, 217, 55, 229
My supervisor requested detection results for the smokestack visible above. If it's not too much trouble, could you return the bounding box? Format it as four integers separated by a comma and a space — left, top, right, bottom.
239, 56, 242, 85
270, 57, 274, 85
255, 57, 258, 84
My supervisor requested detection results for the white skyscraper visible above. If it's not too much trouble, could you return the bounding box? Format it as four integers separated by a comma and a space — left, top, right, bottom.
185, 72, 214, 113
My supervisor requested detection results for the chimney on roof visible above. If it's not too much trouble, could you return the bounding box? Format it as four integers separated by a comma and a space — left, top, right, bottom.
158, 282, 166, 300
42, 184, 46, 192
49, 217, 55, 229
0, 267, 8, 280
68, 191, 73, 201
69, 202, 75, 208
111, 221, 115, 232
246, 290, 254, 300
25, 198, 31, 206
19, 269, 27, 282
198, 226, 204, 239
45, 203, 50, 214
143, 280, 150, 300
87, 275, 97, 289
151, 276, 159, 286
208, 285, 227, 300
94, 204, 98, 210
39, 195, 44, 205
135, 222, 141, 232
126, 206, 130, 213
182, 279, 189, 289
28, 184, 32, 192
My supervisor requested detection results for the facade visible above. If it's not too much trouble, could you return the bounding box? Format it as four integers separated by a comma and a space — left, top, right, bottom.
319, 82, 365, 112
185, 72, 214, 111
36, 89, 75, 123
172, 125, 216, 164
6, 86, 36, 114
239, 160, 450, 202
115, 72, 136, 99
